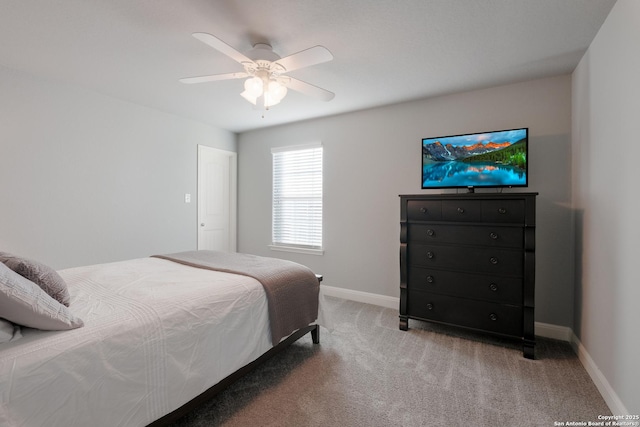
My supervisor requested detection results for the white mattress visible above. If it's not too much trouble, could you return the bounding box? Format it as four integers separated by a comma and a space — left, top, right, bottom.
0, 257, 301, 427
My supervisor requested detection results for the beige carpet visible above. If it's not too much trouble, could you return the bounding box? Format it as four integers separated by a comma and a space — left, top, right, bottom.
170, 296, 610, 427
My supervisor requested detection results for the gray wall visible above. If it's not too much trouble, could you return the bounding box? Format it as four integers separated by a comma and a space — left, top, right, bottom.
238, 75, 573, 328
0, 65, 236, 269
572, 0, 639, 414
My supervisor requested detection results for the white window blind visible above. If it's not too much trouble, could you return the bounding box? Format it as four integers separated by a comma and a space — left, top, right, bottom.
272, 143, 323, 251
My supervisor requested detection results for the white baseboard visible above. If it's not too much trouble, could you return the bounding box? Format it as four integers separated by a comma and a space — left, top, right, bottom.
320, 285, 627, 416
534, 322, 573, 341
322, 285, 574, 341
571, 334, 629, 416
321, 285, 398, 309
322, 285, 572, 342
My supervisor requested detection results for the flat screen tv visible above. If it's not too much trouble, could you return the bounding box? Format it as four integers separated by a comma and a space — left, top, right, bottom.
422, 127, 528, 191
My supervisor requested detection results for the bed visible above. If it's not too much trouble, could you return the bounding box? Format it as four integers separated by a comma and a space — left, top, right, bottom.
0, 250, 326, 427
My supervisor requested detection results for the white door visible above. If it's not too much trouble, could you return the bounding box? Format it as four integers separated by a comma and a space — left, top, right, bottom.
197, 145, 237, 252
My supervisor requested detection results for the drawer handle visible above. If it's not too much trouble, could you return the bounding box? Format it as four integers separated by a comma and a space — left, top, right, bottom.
426, 303, 434, 311
489, 313, 498, 321
426, 251, 435, 259
489, 283, 498, 292
490, 257, 499, 265
457, 207, 465, 214
420, 207, 428, 213
489, 232, 498, 240
498, 208, 507, 214
426, 229, 435, 237
426, 275, 434, 284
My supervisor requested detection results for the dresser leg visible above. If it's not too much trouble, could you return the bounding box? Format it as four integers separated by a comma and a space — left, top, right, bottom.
399, 316, 408, 331
523, 342, 535, 359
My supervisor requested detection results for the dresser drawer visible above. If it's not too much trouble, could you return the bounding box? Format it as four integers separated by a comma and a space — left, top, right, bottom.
408, 291, 523, 336
408, 267, 522, 304
407, 200, 442, 221
482, 200, 525, 223
409, 244, 523, 276
442, 200, 482, 222
408, 224, 523, 248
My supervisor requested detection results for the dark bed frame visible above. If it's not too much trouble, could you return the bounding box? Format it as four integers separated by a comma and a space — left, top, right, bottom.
148, 275, 323, 426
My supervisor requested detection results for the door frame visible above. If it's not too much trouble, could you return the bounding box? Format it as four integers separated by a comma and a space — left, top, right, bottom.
197, 145, 237, 252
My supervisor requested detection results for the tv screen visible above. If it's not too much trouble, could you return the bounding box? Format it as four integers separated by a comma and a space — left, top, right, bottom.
422, 127, 528, 190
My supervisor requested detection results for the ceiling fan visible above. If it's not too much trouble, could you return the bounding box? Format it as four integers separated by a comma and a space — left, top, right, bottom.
180, 32, 335, 109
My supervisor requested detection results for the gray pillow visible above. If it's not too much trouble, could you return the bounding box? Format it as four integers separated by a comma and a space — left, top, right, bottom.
0, 262, 83, 331
0, 252, 71, 306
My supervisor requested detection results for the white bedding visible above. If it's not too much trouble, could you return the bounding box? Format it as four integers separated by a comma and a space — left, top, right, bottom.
0, 257, 313, 427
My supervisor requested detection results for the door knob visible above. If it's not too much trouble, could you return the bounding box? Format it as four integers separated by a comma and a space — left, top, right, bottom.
200, 223, 205, 227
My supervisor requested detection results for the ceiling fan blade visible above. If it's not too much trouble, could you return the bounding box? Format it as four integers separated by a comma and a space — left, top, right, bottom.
179, 72, 248, 84
192, 32, 254, 65
275, 46, 333, 72
287, 77, 335, 101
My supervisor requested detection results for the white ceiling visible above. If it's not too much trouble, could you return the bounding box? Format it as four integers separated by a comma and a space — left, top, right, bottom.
0, 0, 616, 133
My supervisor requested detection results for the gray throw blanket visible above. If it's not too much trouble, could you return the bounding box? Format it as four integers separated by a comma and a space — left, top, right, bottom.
152, 250, 319, 346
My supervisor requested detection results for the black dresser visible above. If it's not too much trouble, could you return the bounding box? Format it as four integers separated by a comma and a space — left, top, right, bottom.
399, 193, 537, 358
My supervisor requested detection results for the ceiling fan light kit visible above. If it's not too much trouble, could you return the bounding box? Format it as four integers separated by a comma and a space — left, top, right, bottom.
239, 65, 289, 108
180, 32, 334, 111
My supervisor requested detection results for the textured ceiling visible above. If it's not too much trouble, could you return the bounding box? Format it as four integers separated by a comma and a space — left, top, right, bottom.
0, 0, 616, 133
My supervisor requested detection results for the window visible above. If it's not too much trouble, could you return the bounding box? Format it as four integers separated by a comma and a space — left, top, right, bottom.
271, 143, 323, 254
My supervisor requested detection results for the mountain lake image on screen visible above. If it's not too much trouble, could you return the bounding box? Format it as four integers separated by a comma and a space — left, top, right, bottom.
421, 128, 528, 190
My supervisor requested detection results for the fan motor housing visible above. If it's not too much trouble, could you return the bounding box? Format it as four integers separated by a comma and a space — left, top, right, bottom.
246, 43, 281, 62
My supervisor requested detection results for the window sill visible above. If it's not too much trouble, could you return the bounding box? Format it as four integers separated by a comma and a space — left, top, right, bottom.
269, 245, 324, 256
